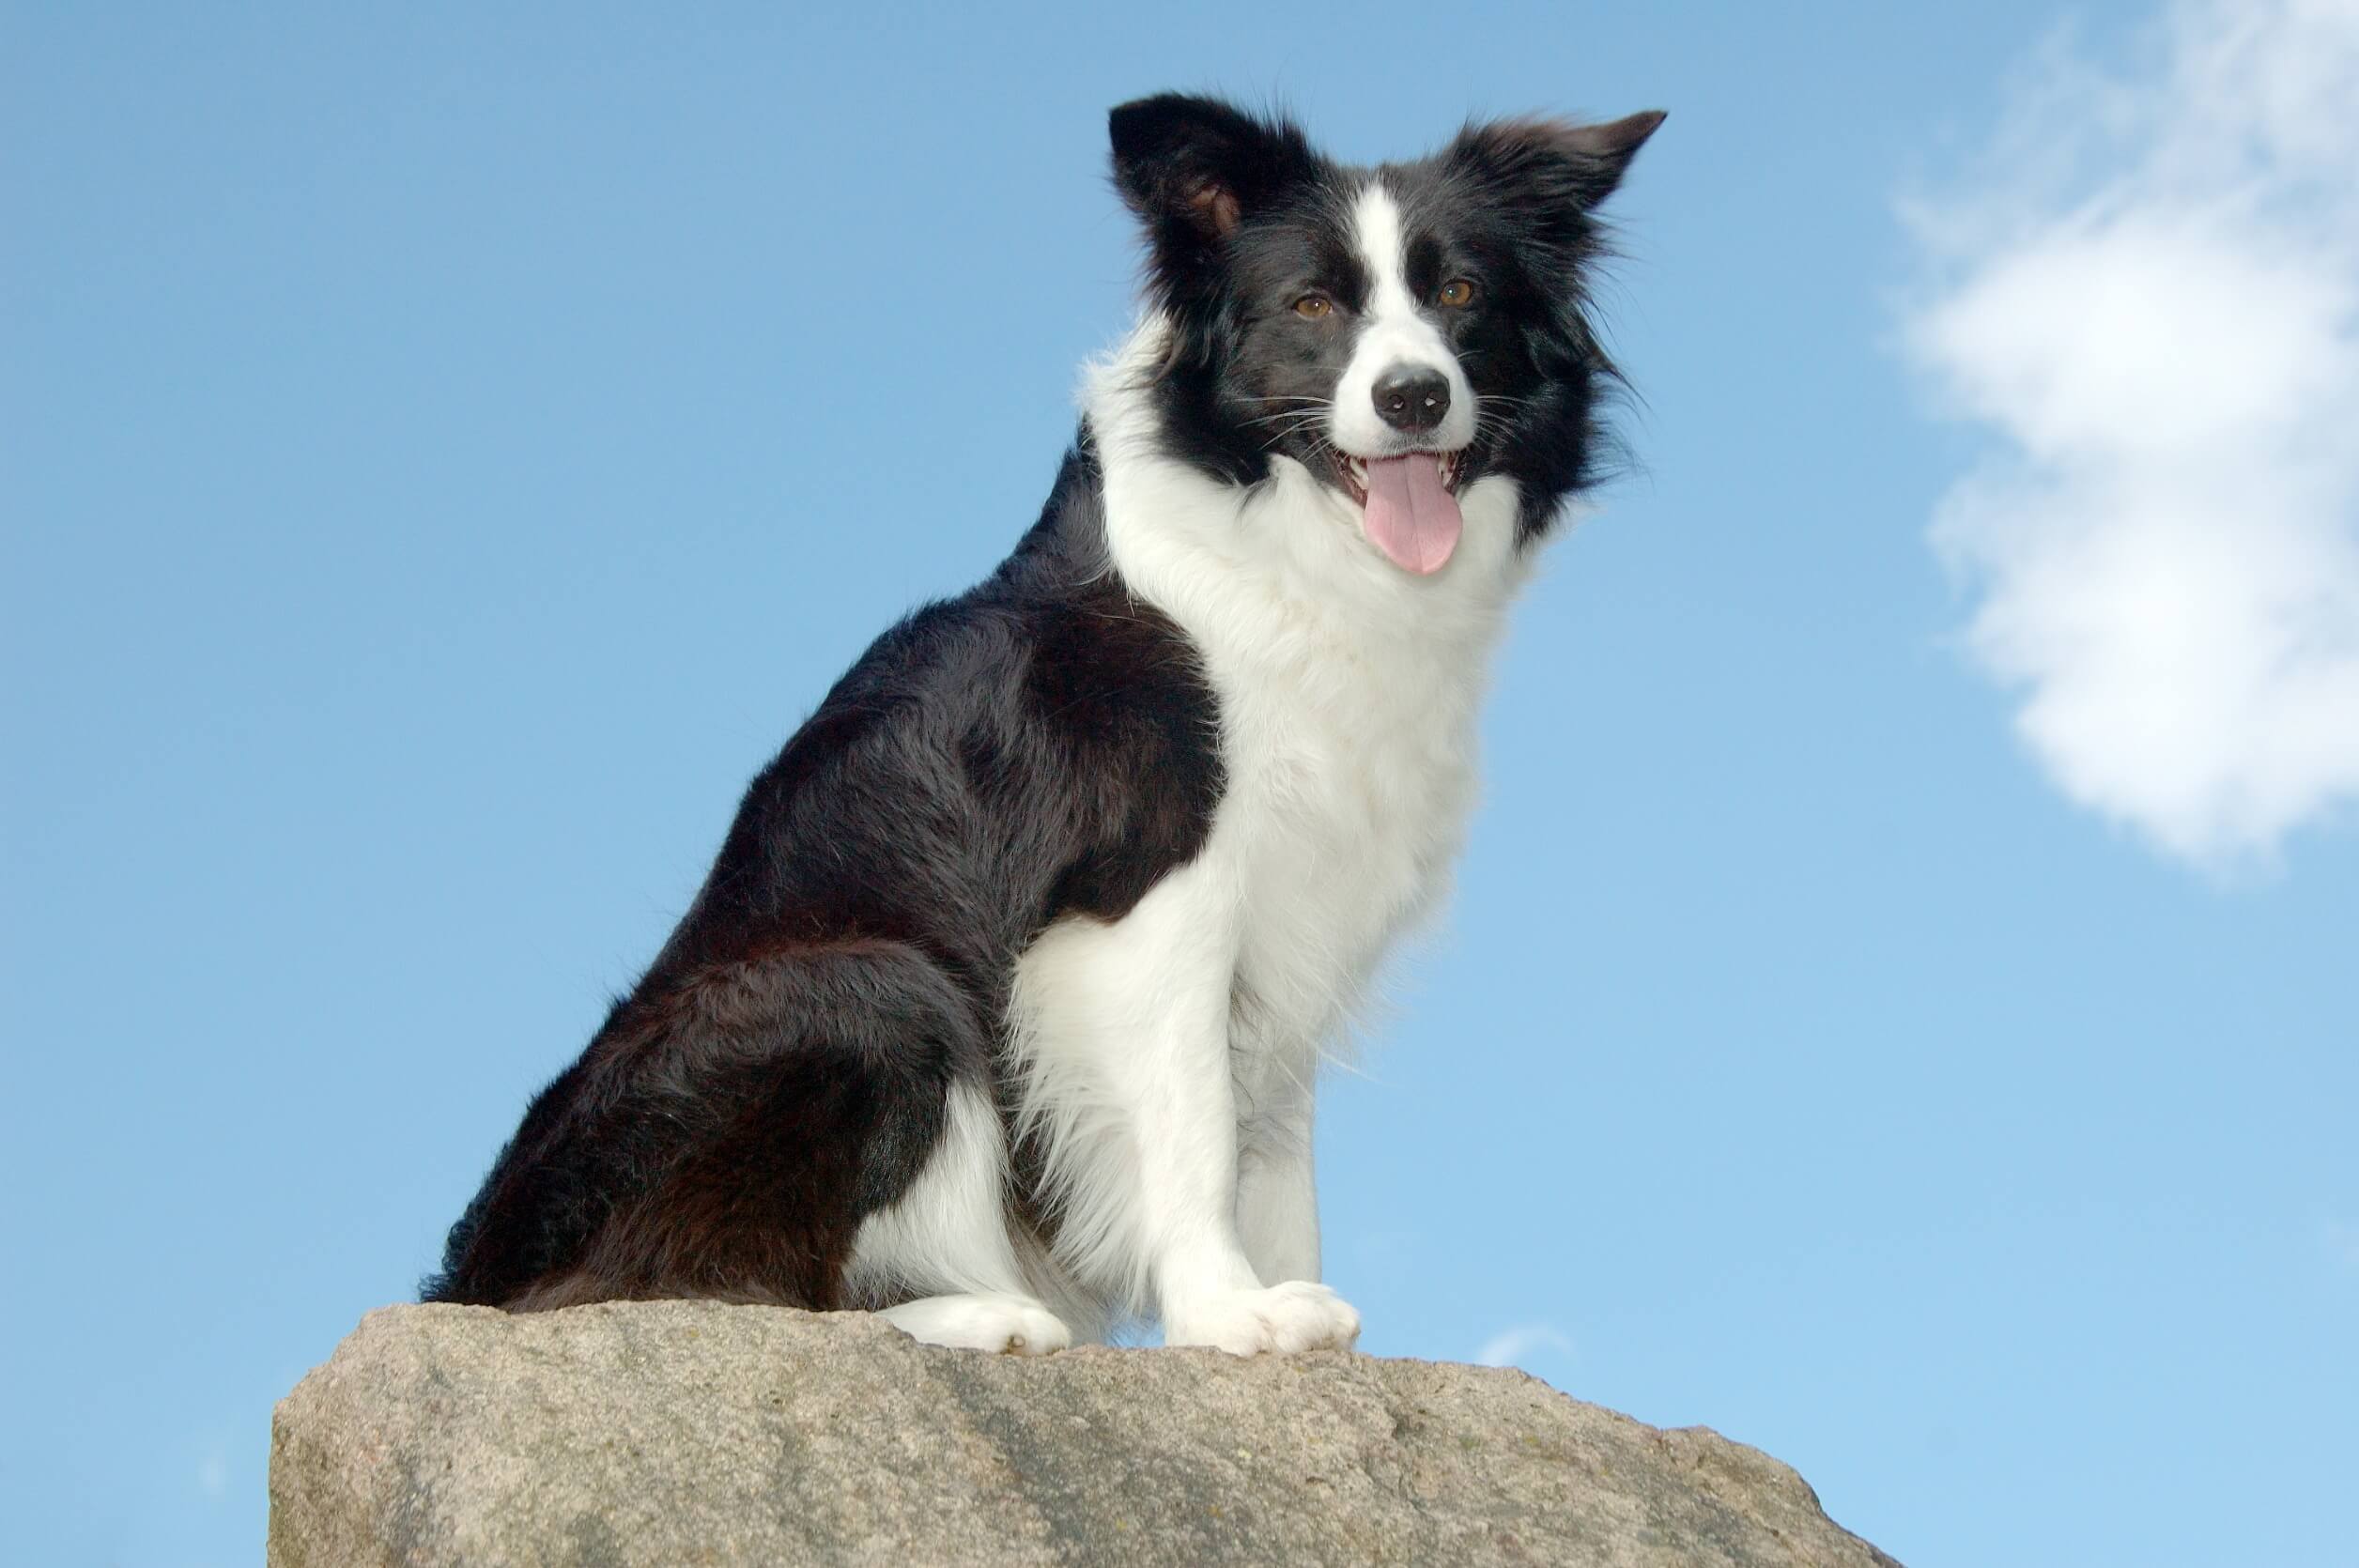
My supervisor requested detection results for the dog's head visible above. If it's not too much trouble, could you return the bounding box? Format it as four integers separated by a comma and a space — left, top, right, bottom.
1110, 94, 1661, 573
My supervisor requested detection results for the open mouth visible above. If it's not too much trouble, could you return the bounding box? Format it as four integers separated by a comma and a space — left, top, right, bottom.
1336, 450, 1463, 507
1334, 450, 1468, 576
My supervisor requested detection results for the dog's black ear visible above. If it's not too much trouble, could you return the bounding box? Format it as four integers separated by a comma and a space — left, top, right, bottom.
1448, 109, 1665, 213
1109, 95, 1316, 287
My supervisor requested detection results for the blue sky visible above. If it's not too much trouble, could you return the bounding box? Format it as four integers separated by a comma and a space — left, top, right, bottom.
5, 3, 2353, 1563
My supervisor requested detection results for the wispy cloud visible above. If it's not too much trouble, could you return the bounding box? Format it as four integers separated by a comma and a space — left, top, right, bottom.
1474, 1322, 1574, 1369
197, 1443, 229, 1499
1902, 0, 2359, 873
2326, 1218, 2359, 1271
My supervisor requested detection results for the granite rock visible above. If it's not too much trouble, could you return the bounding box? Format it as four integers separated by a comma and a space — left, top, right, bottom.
270, 1300, 1900, 1567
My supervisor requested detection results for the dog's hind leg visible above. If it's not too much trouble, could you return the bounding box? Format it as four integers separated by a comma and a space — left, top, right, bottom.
849, 1077, 1075, 1353
444, 939, 1034, 1315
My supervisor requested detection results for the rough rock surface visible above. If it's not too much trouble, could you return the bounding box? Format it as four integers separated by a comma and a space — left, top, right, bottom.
270, 1301, 1900, 1567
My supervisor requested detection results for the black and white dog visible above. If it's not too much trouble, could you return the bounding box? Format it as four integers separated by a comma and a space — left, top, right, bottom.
425, 94, 1661, 1355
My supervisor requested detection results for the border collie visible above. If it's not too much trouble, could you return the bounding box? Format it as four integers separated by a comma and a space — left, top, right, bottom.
424, 93, 1661, 1355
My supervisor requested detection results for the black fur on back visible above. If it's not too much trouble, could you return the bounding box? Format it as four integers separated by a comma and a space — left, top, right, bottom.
423, 446, 1222, 1308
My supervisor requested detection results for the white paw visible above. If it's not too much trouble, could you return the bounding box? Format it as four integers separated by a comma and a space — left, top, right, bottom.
878, 1292, 1072, 1355
1164, 1280, 1362, 1355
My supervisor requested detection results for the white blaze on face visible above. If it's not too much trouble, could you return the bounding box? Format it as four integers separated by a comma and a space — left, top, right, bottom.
1331, 181, 1477, 457
1332, 180, 1478, 574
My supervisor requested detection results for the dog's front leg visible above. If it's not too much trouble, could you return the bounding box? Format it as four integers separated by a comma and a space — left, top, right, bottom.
1236, 1080, 1321, 1291
1014, 862, 1361, 1354
1135, 958, 1356, 1352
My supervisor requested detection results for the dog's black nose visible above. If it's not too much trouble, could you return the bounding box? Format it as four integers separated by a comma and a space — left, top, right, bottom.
1373, 365, 1451, 433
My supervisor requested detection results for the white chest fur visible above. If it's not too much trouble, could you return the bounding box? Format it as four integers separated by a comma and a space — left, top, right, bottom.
1087, 332, 1532, 1064
979, 325, 1535, 1326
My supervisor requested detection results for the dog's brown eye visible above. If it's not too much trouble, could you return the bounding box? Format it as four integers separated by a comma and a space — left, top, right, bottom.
1438, 278, 1477, 308
1293, 294, 1333, 319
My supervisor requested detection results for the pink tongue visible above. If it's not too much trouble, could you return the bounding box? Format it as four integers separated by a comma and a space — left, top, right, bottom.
1361, 454, 1462, 575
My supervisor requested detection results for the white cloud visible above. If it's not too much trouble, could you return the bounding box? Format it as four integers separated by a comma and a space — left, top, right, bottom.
1474, 1322, 1573, 1369
197, 1443, 229, 1498
2326, 1218, 2359, 1270
1903, 0, 2359, 872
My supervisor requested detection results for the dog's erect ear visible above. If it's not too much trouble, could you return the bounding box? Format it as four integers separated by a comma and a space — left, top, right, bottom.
1449, 109, 1666, 213
1109, 94, 1316, 261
